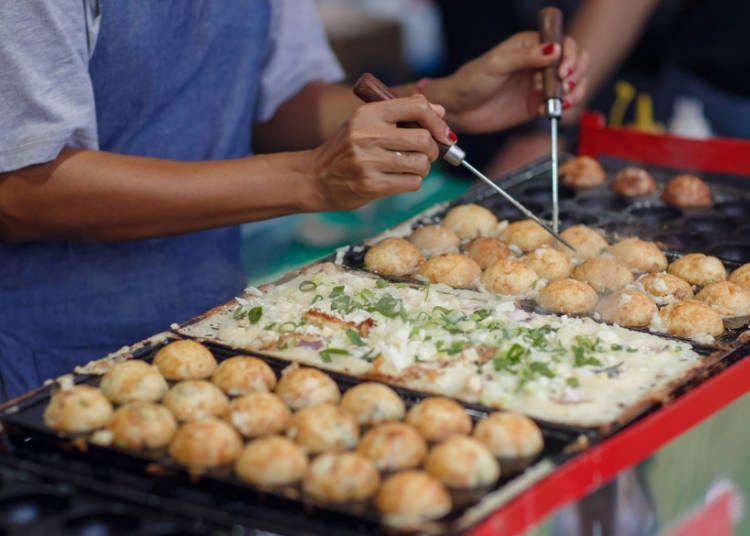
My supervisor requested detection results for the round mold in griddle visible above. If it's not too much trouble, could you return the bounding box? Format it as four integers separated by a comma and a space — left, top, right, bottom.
0, 492, 70, 525
64, 509, 141, 535
714, 201, 750, 219
483, 199, 544, 221
676, 216, 736, 235
657, 231, 708, 252
520, 184, 575, 204
627, 205, 682, 224
572, 193, 628, 213
705, 242, 750, 264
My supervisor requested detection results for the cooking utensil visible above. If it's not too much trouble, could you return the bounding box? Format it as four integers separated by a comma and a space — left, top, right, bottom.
353, 73, 575, 251
538, 6, 564, 236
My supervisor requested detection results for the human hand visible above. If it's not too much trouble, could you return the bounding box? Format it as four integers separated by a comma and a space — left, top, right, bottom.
428, 31, 589, 134
308, 95, 455, 211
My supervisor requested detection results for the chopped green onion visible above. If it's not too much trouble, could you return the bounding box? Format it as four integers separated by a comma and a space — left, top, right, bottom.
319, 347, 349, 363
376, 279, 388, 288
346, 328, 365, 346
566, 377, 580, 388
247, 306, 263, 324
298, 280, 317, 292
279, 321, 297, 333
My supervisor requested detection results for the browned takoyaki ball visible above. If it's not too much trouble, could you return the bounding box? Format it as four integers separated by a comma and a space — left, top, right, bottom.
107, 401, 177, 450
303, 452, 380, 503
424, 436, 500, 489
572, 257, 634, 293
441, 203, 498, 239
536, 278, 598, 314
695, 281, 750, 318
235, 436, 308, 486
340, 382, 405, 426
223, 392, 291, 438
481, 259, 539, 296
500, 219, 553, 252
660, 174, 712, 207
636, 272, 693, 305
607, 238, 668, 274
668, 253, 727, 285
43, 385, 113, 433
287, 403, 359, 454
99, 360, 168, 404
376, 470, 452, 521
596, 289, 658, 327
364, 237, 424, 277
472, 412, 544, 459
153, 340, 218, 381
168, 418, 242, 468
464, 237, 513, 270
162, 380, 229, 421
407, 225, 461, 256
554, 225, 608, 260
274, 365, 340, 410
357, 422, 427, 471
657, 300, 724, 341
522, 246, 573, 281
416, 253, 481, 289
729, 263, 750, 291
210, 356, 276, 396
405, 397, 472, 443
609, 167, 656, 197
559, 156, 606, 189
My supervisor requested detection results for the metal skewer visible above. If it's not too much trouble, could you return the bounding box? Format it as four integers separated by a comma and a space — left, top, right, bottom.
352, 73, 576, 252
538, 6, 564, 237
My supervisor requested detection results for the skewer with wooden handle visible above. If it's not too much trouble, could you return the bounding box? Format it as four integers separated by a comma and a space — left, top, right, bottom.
353, 73, 576, 251
538, 6, 564, 236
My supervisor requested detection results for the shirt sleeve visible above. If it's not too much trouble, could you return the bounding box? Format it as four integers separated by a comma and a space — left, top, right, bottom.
254, 0, 345, 123
0, 0, 98, 173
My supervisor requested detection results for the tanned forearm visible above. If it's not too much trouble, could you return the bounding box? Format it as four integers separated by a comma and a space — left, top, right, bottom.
0, 148, 318, 243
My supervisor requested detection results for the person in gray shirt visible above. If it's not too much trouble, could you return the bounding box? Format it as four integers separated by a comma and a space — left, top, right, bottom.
0, 0, 587, 400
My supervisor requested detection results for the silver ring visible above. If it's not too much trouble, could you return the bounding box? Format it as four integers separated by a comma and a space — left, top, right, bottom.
394, 151, 403, 157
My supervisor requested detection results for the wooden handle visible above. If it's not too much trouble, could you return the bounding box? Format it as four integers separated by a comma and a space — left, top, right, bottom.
353, 73, 451, 158
538, 7, 564, 101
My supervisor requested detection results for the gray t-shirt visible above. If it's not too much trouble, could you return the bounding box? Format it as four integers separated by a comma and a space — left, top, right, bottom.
0, 0, 343, 172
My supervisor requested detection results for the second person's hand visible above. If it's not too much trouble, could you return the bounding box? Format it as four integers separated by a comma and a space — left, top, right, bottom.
307, 95, 455, 212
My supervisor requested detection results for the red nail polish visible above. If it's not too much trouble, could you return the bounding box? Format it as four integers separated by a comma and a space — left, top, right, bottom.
566, 66, 574, 77
542, 43, 555, 55
448, 129, 458, 142
567, 79, 576, 90
562, 99, 571, 110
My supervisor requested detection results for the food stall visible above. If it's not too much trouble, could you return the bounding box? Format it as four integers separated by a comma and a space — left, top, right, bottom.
0, 113, 748, 536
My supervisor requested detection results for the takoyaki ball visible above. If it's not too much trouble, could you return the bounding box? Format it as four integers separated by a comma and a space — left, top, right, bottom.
357, 423, 427, 471
163, 380, 229, 421
481, 259, 539, 296
472, 412, 544, 460
235, 436, 308, 487
408, 225, 460, 256
287, 403, 359, 454
107, 402, 177, 450
607, 238, 668, 274
596, 290, 657, 327
668, 253, 727, 285
637, 272, 694, 305
224, 392, 291, 438
609, 167, 656, 197
660, 174, 712, 207
729, 263, 750, 291
522, 246, 573, 281
153, 339, 217, 381
536, 278, 598, 314
303, 452, 380, 503
168, 418, 242, 468
499, 219, 553, 252
210, 356, 276, 396
424, 436, 500, 489
572, 257, 634, 293
340, 382, 405, 426
99, 360, 168, 404
364, 237, 424, 277
559, 156, 606, 189
657, 300, 724, 340
43, 385, 113, 433
274, 365, 340, 410
376, 470, 452, 521
554, 225, 608, 260
695, 281, 750, 318
465, 236, 514, 270
416, 253, 481, 289
405, 397, 472, 443
441, 203, 498, 240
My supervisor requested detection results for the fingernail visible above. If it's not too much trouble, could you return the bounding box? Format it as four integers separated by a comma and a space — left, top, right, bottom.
566, 66, 574, 77
567, 79, 576, 91
562, 98, 571, 110
447, 128, 458, 142
542, 43, 555, 55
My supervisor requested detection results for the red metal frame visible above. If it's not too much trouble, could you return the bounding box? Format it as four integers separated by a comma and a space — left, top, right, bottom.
577, 112, 750, 175
467, 113, 750, 535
